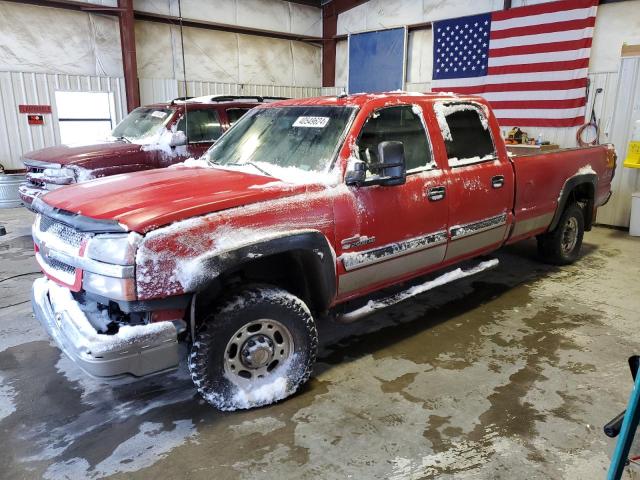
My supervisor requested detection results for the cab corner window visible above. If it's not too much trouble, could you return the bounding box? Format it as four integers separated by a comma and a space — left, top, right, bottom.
357, 105, 433, 174
438, 103, 495, 167
177, 109, 223, 143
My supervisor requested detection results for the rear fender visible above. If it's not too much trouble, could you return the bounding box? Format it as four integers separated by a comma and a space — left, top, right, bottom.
549, 173, 597, 232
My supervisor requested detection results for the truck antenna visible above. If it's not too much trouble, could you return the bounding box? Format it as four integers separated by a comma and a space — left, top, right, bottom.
178, 0, 188, 141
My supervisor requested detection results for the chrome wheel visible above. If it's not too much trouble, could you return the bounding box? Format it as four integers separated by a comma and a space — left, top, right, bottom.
223, 319, 294, 385
561, 216, 579, 254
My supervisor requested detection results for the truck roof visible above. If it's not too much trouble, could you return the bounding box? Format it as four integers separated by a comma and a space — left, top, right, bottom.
261, 91, 486, 108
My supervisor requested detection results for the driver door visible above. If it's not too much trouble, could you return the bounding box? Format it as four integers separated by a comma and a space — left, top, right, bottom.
334, 104, 450, 300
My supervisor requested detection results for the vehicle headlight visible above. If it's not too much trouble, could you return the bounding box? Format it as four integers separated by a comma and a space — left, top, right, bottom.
85, 233, 141, 266
42, 167, 76, 185
83, 271, 137, 301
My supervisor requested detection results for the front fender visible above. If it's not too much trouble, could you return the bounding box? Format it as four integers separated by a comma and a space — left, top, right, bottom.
136, 229, 336, 311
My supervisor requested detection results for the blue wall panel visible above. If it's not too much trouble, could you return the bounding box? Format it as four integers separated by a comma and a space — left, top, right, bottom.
348, 27, 405, 94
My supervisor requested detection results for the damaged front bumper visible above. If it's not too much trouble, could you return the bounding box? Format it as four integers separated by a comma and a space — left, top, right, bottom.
31, 278, 180, 378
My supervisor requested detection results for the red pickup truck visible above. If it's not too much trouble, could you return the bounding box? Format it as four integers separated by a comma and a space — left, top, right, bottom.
19, 95, 283, 208
29, 92, 616, 411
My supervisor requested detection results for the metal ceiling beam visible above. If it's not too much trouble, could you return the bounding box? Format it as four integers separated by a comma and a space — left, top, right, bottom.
286, 0, 322, 6
2, 0, 121, 14
134, 11, 322, 43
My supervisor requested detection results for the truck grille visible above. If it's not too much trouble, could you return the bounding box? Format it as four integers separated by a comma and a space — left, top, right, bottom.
35, 215, 94, 286
39, 215, 87, 249
25, 164, 46, 186
41, 255, 76, 276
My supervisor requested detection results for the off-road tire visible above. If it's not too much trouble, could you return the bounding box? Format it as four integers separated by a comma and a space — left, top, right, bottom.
189, 284, 318, 411
537, 203, 585, 265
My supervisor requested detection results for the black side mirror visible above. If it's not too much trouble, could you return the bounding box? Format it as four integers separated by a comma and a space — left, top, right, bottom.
377, 141, 406, 186
345, 160, 366, 186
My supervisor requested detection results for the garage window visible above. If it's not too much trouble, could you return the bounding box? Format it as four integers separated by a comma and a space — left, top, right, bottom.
55, 91, 115, 145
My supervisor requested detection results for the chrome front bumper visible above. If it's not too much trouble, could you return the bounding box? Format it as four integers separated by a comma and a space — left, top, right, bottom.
32, 278, 179, 378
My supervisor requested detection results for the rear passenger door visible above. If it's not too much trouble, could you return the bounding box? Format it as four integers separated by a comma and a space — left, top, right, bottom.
335, 104, 450, 298
175, 108, 224, 161
433, 101, 514, 261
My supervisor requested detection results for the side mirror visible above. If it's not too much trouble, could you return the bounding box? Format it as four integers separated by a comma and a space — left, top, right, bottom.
345, 160, 366, 186
377, 141, 406, 186
169, 130, 187, 147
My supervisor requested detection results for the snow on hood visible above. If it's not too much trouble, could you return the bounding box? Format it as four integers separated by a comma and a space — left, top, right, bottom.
171, 158, 340, 187
39, 166, 315, 233
23, 141, 144, 167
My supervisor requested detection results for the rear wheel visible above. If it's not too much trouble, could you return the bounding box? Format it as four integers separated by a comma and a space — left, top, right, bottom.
189, 284, 317, 411
537, 203, 585, 265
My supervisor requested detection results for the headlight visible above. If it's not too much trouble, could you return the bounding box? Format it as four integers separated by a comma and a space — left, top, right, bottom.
85, 233, 141, 266
42, 167, 75, 185
83, 271, 136, 301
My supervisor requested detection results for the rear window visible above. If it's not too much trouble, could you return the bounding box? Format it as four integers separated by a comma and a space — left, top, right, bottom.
436, 103, 495, 167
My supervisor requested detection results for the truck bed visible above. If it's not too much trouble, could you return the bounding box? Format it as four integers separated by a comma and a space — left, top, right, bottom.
507, 144, 612, 243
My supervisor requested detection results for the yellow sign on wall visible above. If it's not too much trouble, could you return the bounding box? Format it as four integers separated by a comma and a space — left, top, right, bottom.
624, 141, 640, 168
624, 120, 640, 169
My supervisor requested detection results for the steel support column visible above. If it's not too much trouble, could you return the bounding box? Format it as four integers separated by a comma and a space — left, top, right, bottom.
118, 0, 140, 112
322, 0, 369, 87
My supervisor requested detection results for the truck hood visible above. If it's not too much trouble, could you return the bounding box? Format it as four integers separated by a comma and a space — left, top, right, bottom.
24, 141, 143, 167
39, 167, 311, 233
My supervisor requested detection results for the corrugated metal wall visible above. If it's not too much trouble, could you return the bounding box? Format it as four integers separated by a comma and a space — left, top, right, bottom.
0, 73, 336, 170
0, 71, 126, 171
595, 55, 640, 227
139, 78, 331, 105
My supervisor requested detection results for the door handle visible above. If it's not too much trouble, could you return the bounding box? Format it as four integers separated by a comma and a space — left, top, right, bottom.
492, 175, 505, 189
427, 186, 446, 201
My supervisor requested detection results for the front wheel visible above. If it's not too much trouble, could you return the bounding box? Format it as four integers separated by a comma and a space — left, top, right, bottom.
189, 284, 318, 411
537, 203, 585, 265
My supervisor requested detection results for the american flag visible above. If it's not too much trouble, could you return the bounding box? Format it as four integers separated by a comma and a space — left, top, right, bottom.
431, 0, 598, 127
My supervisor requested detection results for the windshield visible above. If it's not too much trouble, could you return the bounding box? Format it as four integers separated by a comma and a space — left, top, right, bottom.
204, 106, 355, 177
111, 107, 173, 141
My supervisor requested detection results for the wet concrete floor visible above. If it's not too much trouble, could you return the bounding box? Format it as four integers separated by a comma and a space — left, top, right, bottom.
1, 206, 640, 479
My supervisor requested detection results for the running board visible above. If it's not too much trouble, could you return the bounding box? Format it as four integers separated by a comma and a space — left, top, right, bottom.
336, 258, 499, 323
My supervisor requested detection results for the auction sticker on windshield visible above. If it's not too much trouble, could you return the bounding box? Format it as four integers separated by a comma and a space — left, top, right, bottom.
151, 111, 168, 119
292, 116, 330, 128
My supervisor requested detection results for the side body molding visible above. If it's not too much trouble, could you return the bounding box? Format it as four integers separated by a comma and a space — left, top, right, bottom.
193, 230, 336, 312
549, 173, 597, 232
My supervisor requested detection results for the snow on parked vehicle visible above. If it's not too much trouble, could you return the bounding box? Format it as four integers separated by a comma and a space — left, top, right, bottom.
19, 95, 284, 209
28, 92, 616, 410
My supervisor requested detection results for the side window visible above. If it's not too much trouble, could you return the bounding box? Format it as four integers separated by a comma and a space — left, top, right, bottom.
437, 103, 495, 167
226, 108, 250, 126
176, 109, 223, 143
357, 105, 433, 173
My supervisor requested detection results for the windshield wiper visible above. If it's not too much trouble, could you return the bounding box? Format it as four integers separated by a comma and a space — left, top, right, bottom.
115, 136, 131, 143
226, 162, 273, 177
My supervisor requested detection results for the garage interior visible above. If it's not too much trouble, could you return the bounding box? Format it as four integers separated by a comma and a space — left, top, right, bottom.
1, 0, 640, 479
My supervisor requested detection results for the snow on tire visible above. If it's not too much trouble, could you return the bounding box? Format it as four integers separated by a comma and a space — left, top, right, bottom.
189, 284, 318, 411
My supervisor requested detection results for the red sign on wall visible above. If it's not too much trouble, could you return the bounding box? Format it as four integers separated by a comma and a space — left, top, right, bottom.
19, 104, 52, 114
27, 114, 44, 125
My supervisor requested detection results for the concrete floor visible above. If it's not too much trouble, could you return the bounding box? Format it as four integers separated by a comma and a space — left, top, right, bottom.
1, 206, 640, 480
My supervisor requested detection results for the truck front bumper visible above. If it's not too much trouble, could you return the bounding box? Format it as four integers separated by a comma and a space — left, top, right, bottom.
32, 278, 180, 378
18, 182, 47, 210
